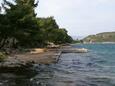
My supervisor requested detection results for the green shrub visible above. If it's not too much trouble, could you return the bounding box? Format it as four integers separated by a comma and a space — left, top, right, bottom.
0, 52, 7, 62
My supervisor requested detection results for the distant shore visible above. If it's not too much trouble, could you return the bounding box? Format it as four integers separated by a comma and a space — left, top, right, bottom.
83, 42, 115, 44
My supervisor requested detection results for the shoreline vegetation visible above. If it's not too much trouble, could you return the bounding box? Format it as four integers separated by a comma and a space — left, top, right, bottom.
0, 0, 73, 52
0, 0, 115, 85
0, 0, 114, 75
0, 1, 73, 60
0, 0, 88, 74
1, 0, 114, 77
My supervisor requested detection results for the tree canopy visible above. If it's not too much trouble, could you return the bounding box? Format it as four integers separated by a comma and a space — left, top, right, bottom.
0, 0, 73, 50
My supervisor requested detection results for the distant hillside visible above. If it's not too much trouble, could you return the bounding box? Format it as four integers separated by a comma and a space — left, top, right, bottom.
83, 32, 115, 43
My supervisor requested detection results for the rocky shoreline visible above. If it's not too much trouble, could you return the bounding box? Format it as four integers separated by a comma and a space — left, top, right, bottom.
0, 45, 88, 74
0, 45, 89, 86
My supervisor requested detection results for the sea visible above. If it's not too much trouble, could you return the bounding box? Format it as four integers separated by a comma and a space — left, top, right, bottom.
0, 44, 115, 86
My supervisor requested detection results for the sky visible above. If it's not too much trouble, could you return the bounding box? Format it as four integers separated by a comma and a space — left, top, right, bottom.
1, 0, 115, 38
36, 0, 115, 37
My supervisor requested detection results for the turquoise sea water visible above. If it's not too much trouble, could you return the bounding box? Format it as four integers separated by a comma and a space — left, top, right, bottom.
46, 44, 115, 86
0, 44, 115, 86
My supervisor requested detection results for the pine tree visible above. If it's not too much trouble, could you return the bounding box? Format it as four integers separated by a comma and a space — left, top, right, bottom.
1, 0, 42, 48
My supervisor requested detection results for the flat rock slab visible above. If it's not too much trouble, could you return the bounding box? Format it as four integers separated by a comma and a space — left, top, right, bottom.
8, 50, 62, 65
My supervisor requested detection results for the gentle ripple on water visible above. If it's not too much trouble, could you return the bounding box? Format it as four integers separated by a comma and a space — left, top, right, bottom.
0, 44, 115, 86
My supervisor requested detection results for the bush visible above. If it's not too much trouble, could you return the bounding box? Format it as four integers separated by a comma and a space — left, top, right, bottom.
0, 52, 7, 62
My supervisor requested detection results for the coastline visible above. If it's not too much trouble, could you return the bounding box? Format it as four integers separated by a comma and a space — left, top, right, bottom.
0, 45, 87, 67
0, 44, 114, 85
0, 48, 62, 75
0, 45, 88, 74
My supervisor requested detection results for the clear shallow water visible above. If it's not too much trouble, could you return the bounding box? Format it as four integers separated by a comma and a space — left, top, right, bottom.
0, 44, 115, 86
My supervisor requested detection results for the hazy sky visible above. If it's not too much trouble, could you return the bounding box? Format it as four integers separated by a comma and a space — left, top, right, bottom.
1, 0, 115, 37
36, 0, 115, 37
